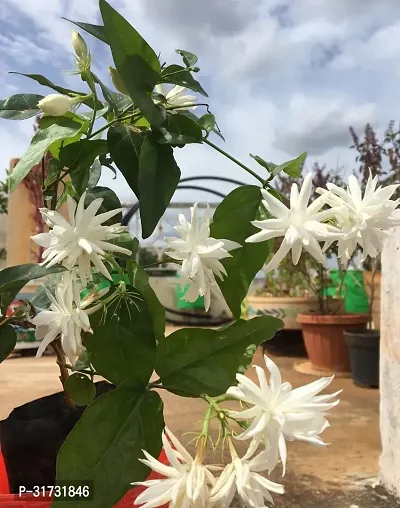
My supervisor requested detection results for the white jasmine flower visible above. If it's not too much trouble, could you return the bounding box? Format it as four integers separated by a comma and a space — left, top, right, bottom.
133, 428, 215, 508
318, 173, 400, 260
31, 192, 131, 285
227, 355, 341, 475
31, 272, 105, 365
72, 30, 88, 59
165, 204, 241, 311
154, 84, 197, 111
209, 443, 284, 508
38, 94, 75, 116
108, 66, 129, 95
246, 173, 342, 272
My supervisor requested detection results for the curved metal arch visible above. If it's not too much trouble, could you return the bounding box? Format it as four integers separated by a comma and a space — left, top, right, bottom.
122, 175, 245, 226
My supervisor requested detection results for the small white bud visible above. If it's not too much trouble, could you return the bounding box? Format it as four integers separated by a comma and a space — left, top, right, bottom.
108, 66, 128, 95
37, 94, 73, 116
72, 30, 88, 59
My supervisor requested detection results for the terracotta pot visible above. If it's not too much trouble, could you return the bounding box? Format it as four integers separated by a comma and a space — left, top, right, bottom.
362, 272, 381, 329
247, 296, 318, 330
297, 313, 369, 373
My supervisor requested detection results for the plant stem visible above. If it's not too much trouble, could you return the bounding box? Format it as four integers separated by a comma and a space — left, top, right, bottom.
196, 404, 213, 462
50, 169, 70, 190
108, 256, 124, 278
86, 102, 138, 140
87, 81, 98, 137
0, 315, 12, 326
87, 113, 136, 140
204, 139, 264, 184
52, 339, 76, 410
142, 259, 167, 269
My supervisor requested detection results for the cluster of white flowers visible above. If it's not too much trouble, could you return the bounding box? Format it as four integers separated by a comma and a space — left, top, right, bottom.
165, 204, 241, 311
32, 192, 131, 285
166, 173, 399, 308
154, 84, 197, 112
247, 172, 399, 271
30, 271, 107, 365
135, 355, 340, 508
31, 192, 131, 361
318, 174, 400, 260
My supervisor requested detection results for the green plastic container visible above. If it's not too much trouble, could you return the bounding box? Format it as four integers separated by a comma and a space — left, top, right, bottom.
80, 272, 130, 299
325, 269, 369, 314
176, 275, 204, 309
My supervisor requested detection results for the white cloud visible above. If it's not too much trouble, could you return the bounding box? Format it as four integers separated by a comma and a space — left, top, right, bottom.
331, 21, 400, 72
0, 34, 51, 65
273, 94, 377, 156
0, 0, 400, 205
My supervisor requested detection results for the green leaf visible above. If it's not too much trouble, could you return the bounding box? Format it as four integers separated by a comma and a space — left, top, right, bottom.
158, 113, 203, 144
88, 159, 102, 188
45, 158, 62, 187
176, 49, 198, 67
0, 325, 17, 363
54, 385, 164, 508
127, 261, 165, 340
62, 19, 108, 44
250, 154, 275, 173
0, 93, 43, 120
10, 73, 79, 96
198, 113, 216, 134
161, 64, 208, 97
271, 152, 307, 178
85, 294, 156, 386
108, 123, 144, 197
9, 73, 100, 110
210, 186, 271, 318
59, 139, 108, 195
64, 373, 96, 407
73, 350, 91, 372
39, 111, 88, 130
138, 135, 181, 238
10, 117, 83, 191
84, 187, 122, 226
156, 316, 283, 397
29, 273, 61, 309
100, 0, 165, 127
181, 110, 224, 141
109, 232, 139, 260
92, 73, 131, 114
0, 263, 66, 312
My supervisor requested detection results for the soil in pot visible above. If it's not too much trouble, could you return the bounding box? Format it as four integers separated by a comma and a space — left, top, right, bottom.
345, 330, 380, 388
0, 381, 114, 493
262, 329, 307, 357
297, 313, 369, 373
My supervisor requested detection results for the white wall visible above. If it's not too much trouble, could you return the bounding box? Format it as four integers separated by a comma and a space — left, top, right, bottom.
380, 226, 400, 497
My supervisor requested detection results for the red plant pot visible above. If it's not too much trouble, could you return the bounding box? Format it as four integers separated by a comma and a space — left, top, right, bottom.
0, 448, 168, 508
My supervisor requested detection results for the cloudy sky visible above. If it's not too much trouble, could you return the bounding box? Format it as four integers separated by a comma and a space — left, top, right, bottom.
1, 0, 400, 205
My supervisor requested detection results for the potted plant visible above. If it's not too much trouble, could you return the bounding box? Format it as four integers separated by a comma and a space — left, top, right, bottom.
296, 259, 369, 375
247, 246, 319, 329
0, 4, 397, 506
293, 166, 370, 374
343, 122, 400, 387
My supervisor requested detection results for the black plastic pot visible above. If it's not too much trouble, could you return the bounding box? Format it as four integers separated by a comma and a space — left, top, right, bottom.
262, 329, 307, 357
344, 330, 380, 388
0, 381, 114, 493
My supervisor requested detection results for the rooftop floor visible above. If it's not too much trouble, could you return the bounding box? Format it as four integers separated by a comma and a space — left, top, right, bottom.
0, 330, 398, 507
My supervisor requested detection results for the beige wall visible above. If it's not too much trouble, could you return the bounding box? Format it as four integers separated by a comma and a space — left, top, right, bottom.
6, 158, 41, 267
380, 226, 400, 497
6, 158, 70, 268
